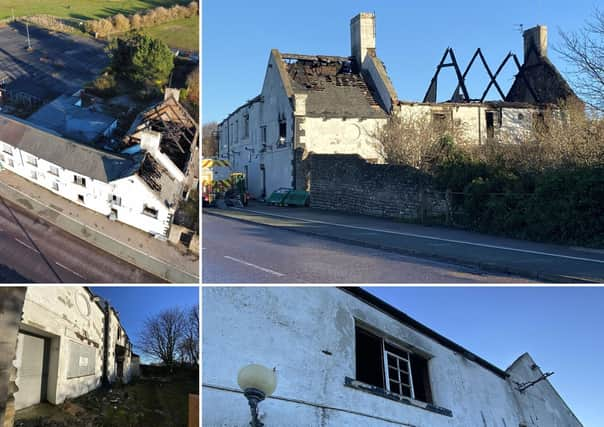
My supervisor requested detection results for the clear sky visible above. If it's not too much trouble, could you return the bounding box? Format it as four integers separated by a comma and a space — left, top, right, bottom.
90, 286, 199, 363
203, 0, 599, 123
364, 286, 604, 427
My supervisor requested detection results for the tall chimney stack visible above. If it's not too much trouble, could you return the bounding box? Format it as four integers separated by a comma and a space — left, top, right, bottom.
523, 25, 547, 66
350, 13, 376, 69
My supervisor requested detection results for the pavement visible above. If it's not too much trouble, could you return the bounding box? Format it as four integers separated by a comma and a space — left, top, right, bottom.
203, 202, 604, 283
0, 170, 199, 283
0, 197, 161, 283
202, 214, 535, 283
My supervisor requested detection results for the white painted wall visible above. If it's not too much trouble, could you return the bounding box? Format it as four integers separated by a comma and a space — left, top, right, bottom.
0, 142, 172, 236
203, 288, 582, 427
15, 287, 138, 408
298, 116, 386, 162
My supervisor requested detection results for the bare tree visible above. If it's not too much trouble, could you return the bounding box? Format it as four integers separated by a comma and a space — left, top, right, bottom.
178, 304, 199, 366
139, 307, 186, 366
202, 122, 219, 157
373, 113, 468, 170
557, 8, 604, 112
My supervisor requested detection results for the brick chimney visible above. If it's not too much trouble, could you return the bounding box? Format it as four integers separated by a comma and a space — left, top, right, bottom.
350, 12, 376, 68
523, 25, 547, 66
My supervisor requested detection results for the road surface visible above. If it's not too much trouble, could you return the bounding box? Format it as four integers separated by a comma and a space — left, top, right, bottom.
202, 214, 534, 283
0, 197, 162, 283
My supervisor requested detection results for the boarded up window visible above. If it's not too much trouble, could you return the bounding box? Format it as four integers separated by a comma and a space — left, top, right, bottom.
67, 341, 96, 378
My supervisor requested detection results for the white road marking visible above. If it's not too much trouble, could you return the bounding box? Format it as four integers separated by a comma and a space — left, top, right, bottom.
224, 255, 285, 277
55, 262, 86, 280
14, 238, 39, 253
236, 208, 604, 265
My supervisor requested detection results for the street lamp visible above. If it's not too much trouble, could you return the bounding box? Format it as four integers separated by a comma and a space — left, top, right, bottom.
237, 364, 277, 427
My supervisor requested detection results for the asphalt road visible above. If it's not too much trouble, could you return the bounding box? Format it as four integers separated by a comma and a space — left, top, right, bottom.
202, 214, 534, 283
0, 198, 162, 283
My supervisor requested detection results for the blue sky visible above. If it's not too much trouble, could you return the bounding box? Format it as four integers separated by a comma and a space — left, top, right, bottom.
203, 0, 598, 123
90, 286, 199, 363
364, 287, 604, 427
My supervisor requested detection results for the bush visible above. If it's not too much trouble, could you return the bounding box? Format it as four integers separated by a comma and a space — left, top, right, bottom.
113, 14, 130, 33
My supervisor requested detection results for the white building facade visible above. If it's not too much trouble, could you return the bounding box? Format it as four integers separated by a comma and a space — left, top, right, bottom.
203, 287, 582, 427
0, 115, 175, 237
13, 287, 138, 410
218, 14, 576, 199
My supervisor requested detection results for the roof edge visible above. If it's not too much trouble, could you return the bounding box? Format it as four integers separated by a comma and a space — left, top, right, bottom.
340, 287, 509, 379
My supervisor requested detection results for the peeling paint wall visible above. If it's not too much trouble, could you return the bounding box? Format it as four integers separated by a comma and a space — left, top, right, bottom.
202, 288, 581, 427
12, 287, 137, 410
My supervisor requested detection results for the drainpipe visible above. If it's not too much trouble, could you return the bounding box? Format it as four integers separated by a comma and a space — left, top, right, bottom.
101, 301, 110, 387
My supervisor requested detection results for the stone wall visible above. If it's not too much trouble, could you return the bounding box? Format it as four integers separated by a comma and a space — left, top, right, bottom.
307, 154, 447, 220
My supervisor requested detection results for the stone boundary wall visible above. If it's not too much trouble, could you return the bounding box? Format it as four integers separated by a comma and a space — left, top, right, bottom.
307, 154, 447, 220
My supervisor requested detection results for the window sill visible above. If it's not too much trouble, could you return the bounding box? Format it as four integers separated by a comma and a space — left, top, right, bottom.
344, 377, 452, 418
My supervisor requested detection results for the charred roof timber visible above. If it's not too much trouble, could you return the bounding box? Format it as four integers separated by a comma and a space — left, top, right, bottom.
423, 25, 577, 106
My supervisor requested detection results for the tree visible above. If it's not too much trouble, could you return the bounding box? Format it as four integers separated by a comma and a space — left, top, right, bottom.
139, 307, 186, 366
178, 305, 199, 366
202, 122, 219, 157
373, 114, 468, 171
113, 13, 130, 33
109, 32, 174, 89
557, 8, 604, 112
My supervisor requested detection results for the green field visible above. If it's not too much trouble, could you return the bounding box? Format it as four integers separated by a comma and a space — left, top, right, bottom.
143, 16, 198, 51
0, 1, 189, 21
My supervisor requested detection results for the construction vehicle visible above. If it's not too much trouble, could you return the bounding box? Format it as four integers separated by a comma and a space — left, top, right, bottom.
202, 159, 249, 207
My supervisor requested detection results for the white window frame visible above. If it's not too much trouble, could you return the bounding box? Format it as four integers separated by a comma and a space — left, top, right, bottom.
30, 170, 37, 180
52, 181, 59, 191
142, 205, 159, 219
48, 165, 59, 176
383, 342, 415, 399
2, 144, 13, 155
26, 155, 37, 167
74, 175, 86, 187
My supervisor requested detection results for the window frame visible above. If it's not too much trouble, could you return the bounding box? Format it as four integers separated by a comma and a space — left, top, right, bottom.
48, 165, 60, 176
26, 155, 37, 167
73, 175, 87, 187
2, 144, 13, 156
142, 205, 159, 219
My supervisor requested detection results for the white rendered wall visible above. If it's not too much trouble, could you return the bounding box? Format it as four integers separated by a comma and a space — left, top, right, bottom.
18, 288, 105, 405
203, 288, 579, 427
0, 142, 171, 236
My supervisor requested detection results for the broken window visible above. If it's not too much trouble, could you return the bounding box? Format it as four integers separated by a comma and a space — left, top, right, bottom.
261, 126, 267, 144
48, 165, 59, 176
78, 194, 85, 203
26, 155, 37, 167
486, 110, 502, 140
111, 194, 122, 206
142, 205, 159, 219
278, 119, 287, 147
243, 114, 249, 138
355, 325, 432, 403
74, 175, 86, 187
2, 144, 12, 155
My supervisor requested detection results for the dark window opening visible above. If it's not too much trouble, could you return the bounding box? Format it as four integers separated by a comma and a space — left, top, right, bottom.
261, 126, 267, 144
355, 325, 432, 403
278, 119, 287, 146
243, 114, 249, 138
486, 111, 495, 139
78, 194, 84, 203
74, 175, 86, 187
355, 326, 384, 389
143, 205, 159, 218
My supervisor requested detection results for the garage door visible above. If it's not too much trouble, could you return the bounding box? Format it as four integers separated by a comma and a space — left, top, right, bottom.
14, 332, 47, 410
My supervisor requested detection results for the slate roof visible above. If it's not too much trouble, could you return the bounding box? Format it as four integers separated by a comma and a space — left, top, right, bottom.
0, 114, 140, 183
28, 95, 116, 144
506, 53, 578, 105
281, 53, 387, 118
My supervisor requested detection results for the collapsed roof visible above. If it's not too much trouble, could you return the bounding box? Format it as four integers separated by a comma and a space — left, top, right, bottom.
127, 96, 198, 173
280, 53, 387, 118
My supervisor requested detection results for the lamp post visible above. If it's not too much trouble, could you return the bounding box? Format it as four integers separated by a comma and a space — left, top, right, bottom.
237, 364, 277, 427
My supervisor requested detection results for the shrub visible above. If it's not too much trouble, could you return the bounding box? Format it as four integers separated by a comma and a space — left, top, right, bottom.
113, 14, 130, 33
